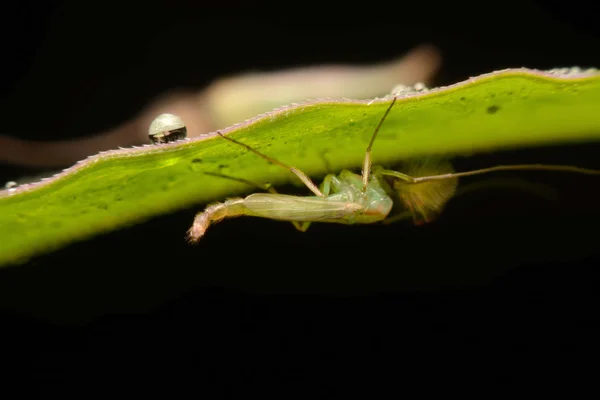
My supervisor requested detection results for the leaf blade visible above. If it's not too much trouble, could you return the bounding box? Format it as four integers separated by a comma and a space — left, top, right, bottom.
1, 68, 600, 266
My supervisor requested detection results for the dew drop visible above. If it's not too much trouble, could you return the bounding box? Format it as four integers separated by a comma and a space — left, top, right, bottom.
149, 113, 187, 144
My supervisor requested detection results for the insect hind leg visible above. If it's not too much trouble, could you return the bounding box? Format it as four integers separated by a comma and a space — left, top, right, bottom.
187, 198, 247, 243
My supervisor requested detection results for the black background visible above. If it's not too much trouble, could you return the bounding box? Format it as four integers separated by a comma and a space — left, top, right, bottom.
1, 0, 599, 393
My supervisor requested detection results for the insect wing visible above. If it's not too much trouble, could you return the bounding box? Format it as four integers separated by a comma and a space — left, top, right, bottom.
244, 193, 360, 221
393, 158, 458, 224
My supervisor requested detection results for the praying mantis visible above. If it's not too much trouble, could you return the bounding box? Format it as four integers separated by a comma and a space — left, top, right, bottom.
185, 96, 600, 242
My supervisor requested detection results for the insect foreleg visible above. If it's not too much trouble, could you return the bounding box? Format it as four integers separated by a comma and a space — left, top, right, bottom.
289, 174, 338, 233
319, 174, 335, 197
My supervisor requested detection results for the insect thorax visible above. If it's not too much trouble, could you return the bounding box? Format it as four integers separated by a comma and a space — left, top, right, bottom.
333, 170, 394, 224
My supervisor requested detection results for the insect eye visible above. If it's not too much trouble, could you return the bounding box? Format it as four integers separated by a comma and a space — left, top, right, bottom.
149, 113, 187, 144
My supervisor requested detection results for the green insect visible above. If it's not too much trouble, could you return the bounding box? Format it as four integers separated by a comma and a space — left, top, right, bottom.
186, 96, 600, 242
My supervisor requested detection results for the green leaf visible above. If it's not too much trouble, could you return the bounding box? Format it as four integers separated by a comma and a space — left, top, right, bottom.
1, 68, 600, 266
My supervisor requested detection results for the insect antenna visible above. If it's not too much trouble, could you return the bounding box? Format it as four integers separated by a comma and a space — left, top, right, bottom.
216, 131, 324, 197
401, 164, 600, 183
362, 96, 398, 191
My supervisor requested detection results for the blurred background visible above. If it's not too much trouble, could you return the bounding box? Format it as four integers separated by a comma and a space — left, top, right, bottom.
1, 0, 599, 389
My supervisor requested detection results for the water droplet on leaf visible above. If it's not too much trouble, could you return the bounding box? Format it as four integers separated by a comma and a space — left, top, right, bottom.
149, 113, 187, 144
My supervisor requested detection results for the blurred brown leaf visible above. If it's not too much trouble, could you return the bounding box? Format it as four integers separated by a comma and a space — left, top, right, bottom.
0, 44, 441, 168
